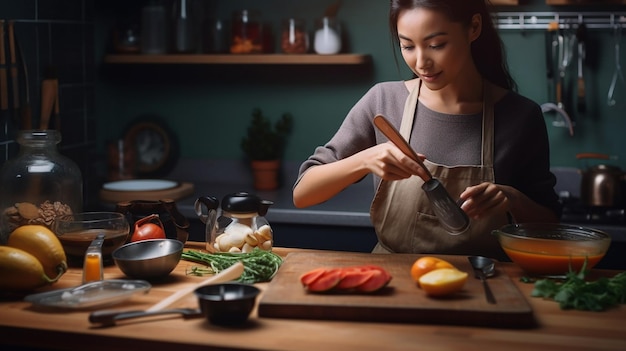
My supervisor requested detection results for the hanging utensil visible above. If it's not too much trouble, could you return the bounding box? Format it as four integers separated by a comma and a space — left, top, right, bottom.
545, 22, 557, 102
608, 24, 624, 107
576, 23, 586, 113
7, 21, 19, 125
373, 115, 469, 235
555, 26, 565, 110
40, 66, 58, 129
10, 22, 32, 129
0, 21, 9, 118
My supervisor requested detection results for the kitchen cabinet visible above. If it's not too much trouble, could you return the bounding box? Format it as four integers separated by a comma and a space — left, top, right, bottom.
103, 54, 372, 65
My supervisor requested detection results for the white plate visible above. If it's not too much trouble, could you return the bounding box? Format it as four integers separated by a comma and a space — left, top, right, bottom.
103, 179, 178, 192
24, 280, 151, 309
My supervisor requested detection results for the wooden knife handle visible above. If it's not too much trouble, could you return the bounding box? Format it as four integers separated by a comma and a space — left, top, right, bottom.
373, 114, 433, 180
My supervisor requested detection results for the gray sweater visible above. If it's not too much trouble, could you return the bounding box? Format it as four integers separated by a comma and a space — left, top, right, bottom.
298, 81, 562, 216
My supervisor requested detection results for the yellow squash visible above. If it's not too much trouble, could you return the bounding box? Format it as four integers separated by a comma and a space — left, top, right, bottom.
0, 246, 57, 291
8, 225, 68, 280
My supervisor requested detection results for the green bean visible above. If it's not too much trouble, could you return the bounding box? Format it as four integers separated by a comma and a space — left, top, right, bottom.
181, 248, 283, 283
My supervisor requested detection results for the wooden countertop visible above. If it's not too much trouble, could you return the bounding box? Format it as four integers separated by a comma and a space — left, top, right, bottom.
1, 243, 625, 351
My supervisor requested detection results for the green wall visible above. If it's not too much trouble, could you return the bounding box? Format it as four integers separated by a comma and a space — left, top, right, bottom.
95, 0, 626, 170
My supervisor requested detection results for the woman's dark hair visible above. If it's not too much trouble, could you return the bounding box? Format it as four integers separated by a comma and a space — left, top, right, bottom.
389, 0, 516, 91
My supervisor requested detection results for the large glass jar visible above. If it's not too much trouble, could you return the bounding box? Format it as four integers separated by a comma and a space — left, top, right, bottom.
0, 130, 83, 243
230, 9, 263, 54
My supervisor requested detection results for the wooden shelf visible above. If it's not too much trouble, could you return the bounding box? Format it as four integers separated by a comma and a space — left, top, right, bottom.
103, 54, 372, 65
491, 0, 519, 5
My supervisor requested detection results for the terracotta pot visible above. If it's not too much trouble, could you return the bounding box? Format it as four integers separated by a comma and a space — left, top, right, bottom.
251, 160, 280, 190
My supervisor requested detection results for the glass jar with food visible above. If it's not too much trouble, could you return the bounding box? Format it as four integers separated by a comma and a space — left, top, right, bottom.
281, 18, 308, 54
230, 9, 263, 54
0, 130, 83, 243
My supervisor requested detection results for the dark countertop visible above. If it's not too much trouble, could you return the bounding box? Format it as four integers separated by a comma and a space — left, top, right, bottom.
167, 159, 375, 227
107, 160, 626, 243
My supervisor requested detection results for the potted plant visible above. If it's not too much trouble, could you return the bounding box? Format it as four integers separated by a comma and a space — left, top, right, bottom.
241, 108, 293, 190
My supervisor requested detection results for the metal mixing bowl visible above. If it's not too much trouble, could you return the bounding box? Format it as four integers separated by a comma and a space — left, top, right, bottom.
112, 239, 183, 279
493, 223, 611, 276
194, 283, 260, 326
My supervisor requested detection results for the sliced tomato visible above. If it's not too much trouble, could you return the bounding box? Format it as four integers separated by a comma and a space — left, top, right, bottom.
306, 268, 343, 292
359, 265, 392, 282
355, 269, 391, 292
299, 267, 327, 287
336, 269, 376, 289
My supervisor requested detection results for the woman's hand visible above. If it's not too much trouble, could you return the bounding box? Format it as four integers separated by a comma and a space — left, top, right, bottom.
459, 182, 511, 220
459, 182, 560, 223
363, 142, 429, 181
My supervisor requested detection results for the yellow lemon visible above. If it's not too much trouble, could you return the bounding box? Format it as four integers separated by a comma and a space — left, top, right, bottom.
418, 268, 468, 297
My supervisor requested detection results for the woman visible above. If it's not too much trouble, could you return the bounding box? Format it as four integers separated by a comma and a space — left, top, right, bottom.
293, 0, 561, 259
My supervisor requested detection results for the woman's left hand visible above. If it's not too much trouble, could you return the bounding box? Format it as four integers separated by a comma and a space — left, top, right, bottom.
458, 182, 511, 220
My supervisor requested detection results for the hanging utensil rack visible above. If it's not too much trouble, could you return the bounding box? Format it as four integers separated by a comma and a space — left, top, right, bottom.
494, 12, 626, 31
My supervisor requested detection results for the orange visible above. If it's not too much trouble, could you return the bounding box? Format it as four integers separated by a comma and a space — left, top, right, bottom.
418, 268, 468, 297
410, 256, 454, 284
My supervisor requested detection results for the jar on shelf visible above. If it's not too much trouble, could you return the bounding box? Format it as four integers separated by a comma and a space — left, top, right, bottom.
230, 9, 263, 54
0, 130, 83, 243
141, 0, 168, 54
281, 18, 308, 54
314, 16, 341, 55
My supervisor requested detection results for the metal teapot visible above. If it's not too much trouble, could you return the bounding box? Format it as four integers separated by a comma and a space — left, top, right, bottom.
577, 153, 626, 207
194, 192, 274, 253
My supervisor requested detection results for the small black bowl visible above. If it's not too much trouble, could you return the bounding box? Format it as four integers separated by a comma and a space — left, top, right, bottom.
194, 283, 260, 326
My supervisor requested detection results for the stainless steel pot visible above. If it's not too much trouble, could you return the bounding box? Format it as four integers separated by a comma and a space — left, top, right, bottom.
577, 153, 626, 207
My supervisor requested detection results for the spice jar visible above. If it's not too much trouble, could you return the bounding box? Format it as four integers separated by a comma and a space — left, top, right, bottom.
314, 16, 341, 55
281, 18, 308, 54
230, 9, 263, 54
0, 130, 83, 243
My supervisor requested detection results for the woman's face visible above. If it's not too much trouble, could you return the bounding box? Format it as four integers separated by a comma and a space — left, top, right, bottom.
397, 8, 480, 89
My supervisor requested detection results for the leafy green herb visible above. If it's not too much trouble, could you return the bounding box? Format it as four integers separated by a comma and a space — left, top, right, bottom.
181, 248, 283, 284
531, 260, 626, 311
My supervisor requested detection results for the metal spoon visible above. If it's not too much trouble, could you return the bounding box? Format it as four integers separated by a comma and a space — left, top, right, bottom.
468, 256, 496, 304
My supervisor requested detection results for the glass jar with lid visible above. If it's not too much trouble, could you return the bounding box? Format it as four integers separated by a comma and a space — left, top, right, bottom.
230, 9, 263, 54
281, 18, 308, 54
0, 130, 83, 243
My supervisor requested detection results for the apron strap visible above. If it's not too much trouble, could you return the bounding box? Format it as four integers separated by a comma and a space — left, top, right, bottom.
399, 80, 421, 140
481, 81, 495, 168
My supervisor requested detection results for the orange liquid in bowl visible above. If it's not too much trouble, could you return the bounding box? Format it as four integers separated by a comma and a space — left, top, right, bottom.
503, 247, 605, 276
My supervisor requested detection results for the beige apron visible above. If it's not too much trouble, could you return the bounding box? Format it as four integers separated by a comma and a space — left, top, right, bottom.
370, 80, 509, 259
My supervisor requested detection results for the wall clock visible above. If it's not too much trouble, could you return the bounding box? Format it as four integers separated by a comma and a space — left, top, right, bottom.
124, 117, 179, 177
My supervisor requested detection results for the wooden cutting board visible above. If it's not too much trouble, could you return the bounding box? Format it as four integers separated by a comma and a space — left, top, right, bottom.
99, 182, 194, 203
258, 252, 535, 328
